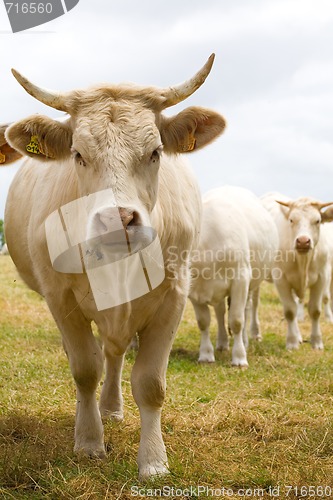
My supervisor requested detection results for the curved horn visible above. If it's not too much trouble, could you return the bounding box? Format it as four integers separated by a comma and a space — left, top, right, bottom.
276, 200, 292, 208
11, 69, 67, 112
161, 53, 215, 108
311, 201, 333, 210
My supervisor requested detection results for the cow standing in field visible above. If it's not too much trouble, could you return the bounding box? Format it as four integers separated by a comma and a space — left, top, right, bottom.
4, 55, 226, 478
261, 193, 333, 350
189, 186, 279, 367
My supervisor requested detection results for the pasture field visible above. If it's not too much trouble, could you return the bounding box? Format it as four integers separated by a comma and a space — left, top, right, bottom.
1, 255, 333, 499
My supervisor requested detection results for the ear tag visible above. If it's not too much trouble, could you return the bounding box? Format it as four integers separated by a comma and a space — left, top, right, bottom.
180, 133, 196, 152
0, 149, 5, 163
26, 135, 41, 155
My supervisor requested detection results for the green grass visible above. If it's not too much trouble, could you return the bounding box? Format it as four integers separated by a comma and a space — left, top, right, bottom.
1, 255, 333, 499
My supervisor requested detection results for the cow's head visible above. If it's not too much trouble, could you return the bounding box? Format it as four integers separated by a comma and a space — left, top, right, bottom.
0, 124, 21, 165
6, 55, 226, 251
276, 198, 333, 253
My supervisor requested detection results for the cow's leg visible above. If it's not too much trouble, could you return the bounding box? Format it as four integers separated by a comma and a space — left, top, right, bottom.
308, 279, 324, 349
49, 291, 105, 458
250, 286, 262, 341
229, 277, 249, 367
190, 299, 214, 362
99, 348, 125, 421
215, 299, 229, 351
131, 288, 185, 478
297, 298, 305, 321
274, 279, 301, 349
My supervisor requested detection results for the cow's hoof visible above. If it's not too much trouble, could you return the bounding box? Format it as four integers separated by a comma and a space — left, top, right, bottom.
139, 463, 170, 480
100, 409, 124, 422
74, 444, 106, 460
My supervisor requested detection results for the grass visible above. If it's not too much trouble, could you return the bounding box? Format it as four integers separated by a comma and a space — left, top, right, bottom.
1, 255, 333, 499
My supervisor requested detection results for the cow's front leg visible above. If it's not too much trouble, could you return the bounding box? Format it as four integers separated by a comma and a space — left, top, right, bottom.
50, 291, 105, 458
131, 288, 186, 479
274, 279, 301, 349
309, 279, 324, 349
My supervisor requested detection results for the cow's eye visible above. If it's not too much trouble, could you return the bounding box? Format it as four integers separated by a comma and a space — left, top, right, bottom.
150, 146, 163, 164
72, 149, 86, 167
289, 218, 293, 224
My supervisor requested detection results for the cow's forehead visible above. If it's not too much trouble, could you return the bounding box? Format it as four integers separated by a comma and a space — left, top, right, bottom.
71, 95, 161, 160
290, 204, 320, 219
67, 84, 163, 115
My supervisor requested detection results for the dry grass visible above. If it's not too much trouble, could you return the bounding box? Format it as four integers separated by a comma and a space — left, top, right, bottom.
1, 255, 333, 499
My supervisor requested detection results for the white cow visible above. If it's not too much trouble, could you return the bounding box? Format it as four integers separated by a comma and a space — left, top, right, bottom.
4, 55, 226, 478
318, 223, 333, 321
189, 186, 279, 367
261, 193, 333, 350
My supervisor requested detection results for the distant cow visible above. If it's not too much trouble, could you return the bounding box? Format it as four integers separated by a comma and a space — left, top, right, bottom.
4, 55, 226, 478
261, 193, 333, 350
189, 186, 278, 367
0, 124, 21, 164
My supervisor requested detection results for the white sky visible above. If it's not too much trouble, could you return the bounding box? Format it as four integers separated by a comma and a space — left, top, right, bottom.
1, 0, 333, 219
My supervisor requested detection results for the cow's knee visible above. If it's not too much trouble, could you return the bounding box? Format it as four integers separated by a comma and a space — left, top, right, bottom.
71, 352, 104, 394
229, 317, 242, 335
285, 309, 295, 321
309, 308, 321, 321
132, 373, 165, 409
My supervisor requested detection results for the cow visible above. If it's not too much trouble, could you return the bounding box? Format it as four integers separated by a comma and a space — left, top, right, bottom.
261, 193, 333, 350
188, 186, 279, 367
317, 223, 333, 322
4, 55, 226, 478
0, 124, 21, 164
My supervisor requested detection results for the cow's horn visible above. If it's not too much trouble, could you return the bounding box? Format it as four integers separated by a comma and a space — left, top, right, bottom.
11, 69, 67, 112
312, 201, 333, 210
276, 200, 292, 208
161, 53, 215, 108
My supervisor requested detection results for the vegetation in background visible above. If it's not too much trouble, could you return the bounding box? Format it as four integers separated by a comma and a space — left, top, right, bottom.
1, 255, 333, 499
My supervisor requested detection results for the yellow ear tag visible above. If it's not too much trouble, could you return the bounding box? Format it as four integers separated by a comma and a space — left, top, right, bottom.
180, 133, 196, 152
26, 135, 41, 155
0, 150, 5, 163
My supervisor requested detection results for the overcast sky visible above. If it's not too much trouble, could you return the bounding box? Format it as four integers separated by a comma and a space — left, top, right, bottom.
1, 0, 333, 219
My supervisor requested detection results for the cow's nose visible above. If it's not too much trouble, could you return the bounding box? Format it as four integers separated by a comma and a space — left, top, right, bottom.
118, 207, 134, 229
296, 236, 311, 252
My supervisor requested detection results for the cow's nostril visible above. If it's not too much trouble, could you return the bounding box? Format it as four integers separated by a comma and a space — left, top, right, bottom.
118, 208, 135, 229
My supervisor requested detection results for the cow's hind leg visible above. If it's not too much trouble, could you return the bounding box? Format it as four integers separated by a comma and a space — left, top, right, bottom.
131, 288, 186, 479
190, 298, 215, 362
215, 299, 229, 351
229, 272, 250, 367
49, 290, 105, 458
99, 349, 124, 422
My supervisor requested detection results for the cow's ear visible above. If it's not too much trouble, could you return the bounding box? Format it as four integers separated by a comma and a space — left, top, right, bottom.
5, 115, 72, 162
321, 206, 333, 223
0, 124, 22, 165
160, 106, 226, 154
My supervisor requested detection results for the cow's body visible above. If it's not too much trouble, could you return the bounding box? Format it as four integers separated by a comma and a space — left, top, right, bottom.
261, 193, 333, 350
189, 186, 278, 366
5, 56, 226, 477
